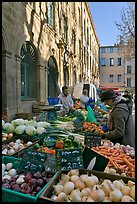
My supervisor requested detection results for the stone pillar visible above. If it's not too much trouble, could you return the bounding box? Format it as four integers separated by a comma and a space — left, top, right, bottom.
44, 65, 48, 104
37, 64, 46, 103
15, 54, 22, 113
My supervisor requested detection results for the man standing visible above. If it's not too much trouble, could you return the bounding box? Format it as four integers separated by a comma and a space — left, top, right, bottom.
58, 86, 74, 113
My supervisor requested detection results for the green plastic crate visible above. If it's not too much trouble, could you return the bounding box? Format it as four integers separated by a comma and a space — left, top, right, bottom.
2, 156, 54, 202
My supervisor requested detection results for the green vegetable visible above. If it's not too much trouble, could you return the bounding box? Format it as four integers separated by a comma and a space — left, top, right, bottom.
44, 140, 56, 147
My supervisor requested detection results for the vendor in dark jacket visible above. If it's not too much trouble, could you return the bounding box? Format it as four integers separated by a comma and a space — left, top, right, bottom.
100, 89, 135, 148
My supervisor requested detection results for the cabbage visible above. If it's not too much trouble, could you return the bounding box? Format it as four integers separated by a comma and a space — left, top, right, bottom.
3, 123, 11, 130
25, 126, 36, 136
36, 121, 51, 128
25, 120, 37, 127
36, 127, 45, 135
6, 124, 15, 133
15, 125, 26, 135
11, 118, 25, 126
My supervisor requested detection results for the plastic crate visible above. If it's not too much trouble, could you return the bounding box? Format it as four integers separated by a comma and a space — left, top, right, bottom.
2, 156, 54, 202
38, 169, 135, 202
47, 98, 59, 105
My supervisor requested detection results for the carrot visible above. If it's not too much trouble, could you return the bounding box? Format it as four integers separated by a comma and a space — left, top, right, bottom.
123, 157, 134, 169
109, 157, 119, 170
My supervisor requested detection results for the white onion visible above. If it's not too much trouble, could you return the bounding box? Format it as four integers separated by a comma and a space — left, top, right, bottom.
90, 186, 105, 202
81, 188, 91, 197
57, 192, 68, 202
70, 175, 79, 183
69, 189, 81, 202
68, 169, 79, 176
8, 169, 17, 177
85, 176, 96, 187
54, 184, 64, 195
61, 173, 70, 182
110, 189, 122, 202
73, 179, 86, 190
80, 174, 89, 182
121, 185, 130, 195
6, 163, 13, 170
121, 195, 135, 202
63, 182, 74, 195
100, 183, 110, 196
129, 185, 135, 199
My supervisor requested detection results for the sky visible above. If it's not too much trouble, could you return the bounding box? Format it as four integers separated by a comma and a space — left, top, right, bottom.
88, 2, 129, 46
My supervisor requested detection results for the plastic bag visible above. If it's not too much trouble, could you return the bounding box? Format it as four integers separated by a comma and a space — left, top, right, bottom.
86, 106, 97, 122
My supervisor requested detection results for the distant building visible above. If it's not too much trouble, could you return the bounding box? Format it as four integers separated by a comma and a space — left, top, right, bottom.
99, 45, 125, 93
124, 57, 135, 94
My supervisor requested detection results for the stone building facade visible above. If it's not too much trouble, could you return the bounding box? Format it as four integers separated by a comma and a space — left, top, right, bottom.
99, 45, 125, 92
2, 2, 99, 120
99, 45, 135, 94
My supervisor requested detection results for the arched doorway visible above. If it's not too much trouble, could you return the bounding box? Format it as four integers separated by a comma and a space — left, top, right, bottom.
48, 56, 59, 97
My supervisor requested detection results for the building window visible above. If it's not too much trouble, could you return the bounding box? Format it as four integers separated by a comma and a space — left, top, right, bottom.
79, 40, 81, 59
110, 74, 113, 83
87, 27, 89, 46
117, 74, 122, 83
117, 58, 121, 66
48, 2, 54, 29
78, 7, 81, 26
101, 58, 106, 66
20, 41, 37, 99
84, 19, 86, 37
100, 47, 105, 53
127, 78, 131, 87
110, 58, 114, 66
127, 65, 132, 74
72, 30, 75, 53
110, 47, 114, 53
63, 16, 67, 44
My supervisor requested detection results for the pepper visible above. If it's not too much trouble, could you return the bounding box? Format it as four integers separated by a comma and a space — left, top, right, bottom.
55, 140, 64, 149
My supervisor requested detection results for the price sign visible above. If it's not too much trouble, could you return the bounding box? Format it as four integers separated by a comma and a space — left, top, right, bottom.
18, 150, 48, 173
56, 148, 83, 171
84, 133, 101, 147
18, 158, 44, 173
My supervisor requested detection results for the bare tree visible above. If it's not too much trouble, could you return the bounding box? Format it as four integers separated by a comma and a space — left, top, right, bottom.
115, 2, 135, 58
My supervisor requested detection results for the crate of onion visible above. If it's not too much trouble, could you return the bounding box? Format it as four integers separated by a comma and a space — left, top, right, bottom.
2, 134, 39, 157
2, 156, 55, 202
38, 169, 135, 202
